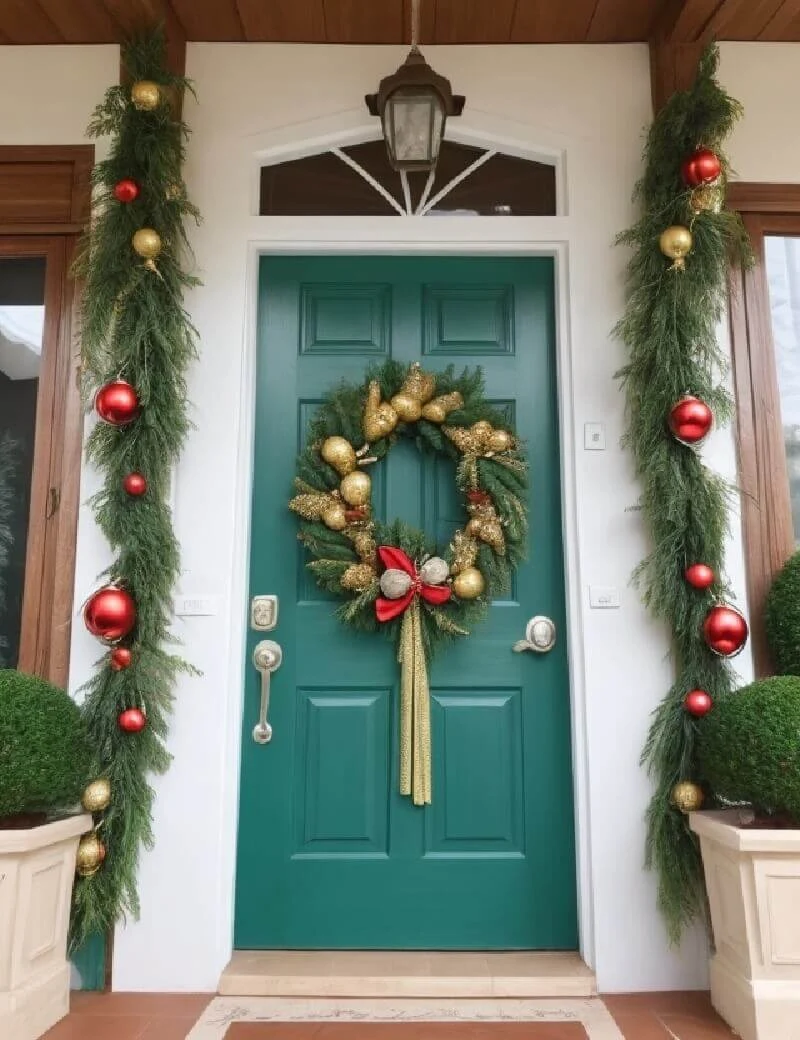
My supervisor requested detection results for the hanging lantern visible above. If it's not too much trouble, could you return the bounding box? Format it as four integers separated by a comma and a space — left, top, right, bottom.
703, 604, 749, 657
365, 5, 464, 174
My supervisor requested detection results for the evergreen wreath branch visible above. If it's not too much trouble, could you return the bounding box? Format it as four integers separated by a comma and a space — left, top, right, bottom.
615, 44, 753, 942
69, 28, 200, 950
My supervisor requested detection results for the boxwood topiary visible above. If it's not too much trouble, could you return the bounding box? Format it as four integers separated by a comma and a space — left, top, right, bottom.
0, 669, 91, 821
765, 550, 800, 676
697, 675, 800, 823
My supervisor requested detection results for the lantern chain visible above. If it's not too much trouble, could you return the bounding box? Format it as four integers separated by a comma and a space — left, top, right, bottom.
411, 0, 420, 49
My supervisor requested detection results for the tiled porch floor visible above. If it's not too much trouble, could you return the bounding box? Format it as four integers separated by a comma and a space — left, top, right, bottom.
43, 991, 737, 1039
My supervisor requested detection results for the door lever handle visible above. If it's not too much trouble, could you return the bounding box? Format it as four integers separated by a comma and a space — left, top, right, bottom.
513, 615, 556, 654
252, 639, 282, 743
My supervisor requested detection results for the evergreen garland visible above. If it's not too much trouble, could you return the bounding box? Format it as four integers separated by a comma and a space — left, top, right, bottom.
69, 30, 199, 949
0, 433, 17, 668
615, 45, 752, 941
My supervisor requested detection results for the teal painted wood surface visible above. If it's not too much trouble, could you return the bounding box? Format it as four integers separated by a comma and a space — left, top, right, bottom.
71, 933, 105, 990
235, 256, 577, 950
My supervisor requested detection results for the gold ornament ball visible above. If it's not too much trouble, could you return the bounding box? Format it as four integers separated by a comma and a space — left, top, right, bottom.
131, 80, 161, 111
341, 563, 376, 592
488, 429, 513, 453
322, 502, 347, 531
453, 566, 485, 600
671, 780, 704, 815
321, 436, 357, 476
340, 471, 371, 507
82, 778, 111, 814
390, 392, 423, 423
659, 225, 693, 261
132, 228, 162, 260
76, 833, 106, 878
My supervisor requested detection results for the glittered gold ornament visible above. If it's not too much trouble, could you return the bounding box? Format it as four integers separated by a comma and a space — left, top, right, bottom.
76, 833, 106, 878
390, 392, 423, 422
671, 781, 704, 814
363, 380, 398, 441
690, 183, 723, 215
322, 502, 348, 531
131, 80, 161, 111
449, 530, 479, 574
659, 225, 693, 270
443, 420, 502, 457
289, 483, 335, 521
132, 228, 162, 270
341, 563, 377, 592
82, 778, 111, 814
467, 501, 506, 554
453, 566, 485, 600
351, 529, 377, 563
321, 436, 357, 476
390, 362, 436, 421
340, 470, 371, 507
488, 429, 514, 453
422, 391, 463, 423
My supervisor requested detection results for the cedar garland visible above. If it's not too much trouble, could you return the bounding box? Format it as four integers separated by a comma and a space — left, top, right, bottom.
615, 45, 753, 941
69, 30, 199, 948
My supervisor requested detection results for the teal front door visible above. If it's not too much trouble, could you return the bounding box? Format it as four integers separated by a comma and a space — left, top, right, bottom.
235, 256, 577, 950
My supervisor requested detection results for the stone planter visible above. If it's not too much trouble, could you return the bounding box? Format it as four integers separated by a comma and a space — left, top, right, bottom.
691, 809, 800, 1040
0, 814, 93, 1040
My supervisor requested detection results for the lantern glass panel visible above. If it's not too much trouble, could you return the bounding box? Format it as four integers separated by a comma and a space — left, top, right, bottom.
384, 90, 445, 169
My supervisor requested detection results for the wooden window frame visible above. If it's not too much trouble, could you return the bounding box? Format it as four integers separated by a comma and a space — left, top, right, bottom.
727, 183, 800, 675
0, 146, 92, 688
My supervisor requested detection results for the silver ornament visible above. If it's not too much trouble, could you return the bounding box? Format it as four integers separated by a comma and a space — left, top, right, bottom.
379, 569, 413, 599
419, 557, 449, 586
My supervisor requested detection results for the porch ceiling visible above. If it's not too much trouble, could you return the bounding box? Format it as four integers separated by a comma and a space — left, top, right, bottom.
4, 0, 800, 46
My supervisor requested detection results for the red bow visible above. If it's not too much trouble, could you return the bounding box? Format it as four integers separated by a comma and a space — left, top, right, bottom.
375, 546, 451, 623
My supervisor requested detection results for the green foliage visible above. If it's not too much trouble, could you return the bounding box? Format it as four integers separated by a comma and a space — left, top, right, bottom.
0, 433, 17, 668
698, 677, 800, 821
69, 29, 198, 950
615, 44, 752, 942
765, 551, 800, 676
0, 670, 91, 819
293, 360, 527, 658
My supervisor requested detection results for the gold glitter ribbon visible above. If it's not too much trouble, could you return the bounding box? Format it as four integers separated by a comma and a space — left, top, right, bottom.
398, 598, 432, 805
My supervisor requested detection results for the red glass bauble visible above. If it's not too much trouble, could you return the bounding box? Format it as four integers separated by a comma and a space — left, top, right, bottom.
113, 178, 140, 203
84, 586, 137, 644
110, 646, 132, 671
467, 490, 491, 505
95, 380, 140, 426
684, 689, 713, 717
703, 604, 748, 657
118, 707, 146, 733
681, 148, 722, 187
123, 472, 147, 496
685, 563, 715, 589
668, 395, 713, 446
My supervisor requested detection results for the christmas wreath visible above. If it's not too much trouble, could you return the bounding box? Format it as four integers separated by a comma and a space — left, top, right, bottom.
289, 360, 528, 805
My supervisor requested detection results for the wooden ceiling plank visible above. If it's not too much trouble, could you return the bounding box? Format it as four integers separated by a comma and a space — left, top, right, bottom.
758, 0, 800, 37
651, 0, 725, 42
323, 0, 404, 44
509, 0, 599, 43
235, 0, 326, 41
434, 0, 517, 43
713, 0, 787, 38
697, 0, 751, 41
169, 0, 244, 40
0, 0, 63, 43
405, 0, 437, 44
587, 0, 665, 42
100, 0, 179, 37
34, 0, 121, 42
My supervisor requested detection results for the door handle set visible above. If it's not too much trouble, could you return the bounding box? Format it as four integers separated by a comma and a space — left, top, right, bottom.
513, 615, 556, 654
252, 639, 282, 744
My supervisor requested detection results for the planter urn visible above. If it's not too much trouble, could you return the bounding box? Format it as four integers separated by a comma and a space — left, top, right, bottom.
0, 814, 93, 1040
691, 809, 800, 1040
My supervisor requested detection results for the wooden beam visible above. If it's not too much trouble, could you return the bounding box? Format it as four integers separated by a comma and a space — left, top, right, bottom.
649, 35, 704, 111
651, 0, 724, 42
759, 0, 800, 38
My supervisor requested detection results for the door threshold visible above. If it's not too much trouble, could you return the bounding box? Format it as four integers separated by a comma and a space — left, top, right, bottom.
219, 950, 596, 998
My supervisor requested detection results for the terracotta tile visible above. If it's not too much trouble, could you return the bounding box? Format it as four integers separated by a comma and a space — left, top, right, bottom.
658, 1012, 738, 1038
604, 992, 714, 1016
69, 991, 213, 1017
43, 1014, 152, 1039
138, 1017, 205, 1039
603, 1010, 672, 1040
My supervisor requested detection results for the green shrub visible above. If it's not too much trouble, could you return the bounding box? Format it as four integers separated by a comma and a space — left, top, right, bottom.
0, 669, 91, 819
765, 550, 800, 675
698, 676, 800, 821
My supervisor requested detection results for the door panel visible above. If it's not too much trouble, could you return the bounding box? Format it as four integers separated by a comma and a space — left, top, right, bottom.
235, 255, 576, 950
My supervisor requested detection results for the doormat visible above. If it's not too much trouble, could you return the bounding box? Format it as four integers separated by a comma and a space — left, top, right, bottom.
187, 998, 624, 1040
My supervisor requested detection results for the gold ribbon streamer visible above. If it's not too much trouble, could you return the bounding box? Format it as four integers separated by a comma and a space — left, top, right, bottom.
398, 598, 432, 805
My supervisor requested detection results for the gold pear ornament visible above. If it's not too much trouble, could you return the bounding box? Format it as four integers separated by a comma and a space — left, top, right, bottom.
321, 436, 357, 476
363, 381, 398, 442
390, 362, 437, 422
340, 471, 372, 507
422, 391, 463, 423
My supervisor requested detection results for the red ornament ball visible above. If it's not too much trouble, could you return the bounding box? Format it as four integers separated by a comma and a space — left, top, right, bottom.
467, 490, 491, 505
684, 689, 713, 717
109, 646, 132, 671
685, 563, 715, 589
113, 178, 140, 204
703, 604, 749, 657
668, 395, 713, 446
122, 472, 147, 496
118, 707, 146, 733
84, 586, 137, 644
681, 148, 722, 188
95, 380, 140, 426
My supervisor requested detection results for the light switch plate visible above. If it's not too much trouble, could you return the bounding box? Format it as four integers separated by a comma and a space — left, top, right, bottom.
584, 422, 606, 451
174, 594, 218, 617
589, 585, 620, 609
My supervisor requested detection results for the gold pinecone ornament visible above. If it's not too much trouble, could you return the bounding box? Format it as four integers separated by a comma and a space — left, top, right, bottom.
449, 530, 479, 574
341, 563, 377, 592
466, 501, 506, 553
